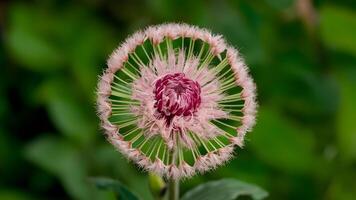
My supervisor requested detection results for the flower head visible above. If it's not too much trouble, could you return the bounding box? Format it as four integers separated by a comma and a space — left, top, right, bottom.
97, 23, 257, 179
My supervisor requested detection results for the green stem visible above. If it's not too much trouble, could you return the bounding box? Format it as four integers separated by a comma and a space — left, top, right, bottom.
168, 178, 179, 200
168, 135, 179, 200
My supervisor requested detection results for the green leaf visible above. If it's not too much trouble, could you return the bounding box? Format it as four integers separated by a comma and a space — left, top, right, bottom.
320, 5, 356, 56
93, 145, 154, 200
181, 179, 268, 200
203, 1, 265, 66
0, 190, 34, 200
264, 0, 294, 10
336, 72, 356, 160
6, 4, 64, 71
326, 170, 356, 200
68, 21, 115, 98
6, 28, 64, 71
38, 79, 97, 145
249, 107, 317, 173
25, 136, 96, 200
91, 177, 140, 200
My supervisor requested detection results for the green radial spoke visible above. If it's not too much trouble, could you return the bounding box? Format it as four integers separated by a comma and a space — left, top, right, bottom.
219, 82, 239, 93
155, 139, 164, 159
187, 39, 195, 60
212, 120, 236, 131
228, 115, 242, 122
111, 117, 138, 125
111, 112, 135, 116
212, 58, 229, 76
123, 127, 142, 138
121, 67, 138, 80
116, 119, 138, 128
112, 107, 130, 112
218, 98, 242, 104
191, 132, 211, 153
125, 60, 141, 74
166, 38, 173, 52
220, 104, 244, 108
130, 132, 144, 144
212, 137, 225, 147
200, 51, 214, 69
112, 81, 132, 93
221, 92, 241, 100
114, 74, 130, 85
110, 99, 140, 104
157, 44, 164, 59
148, 137, 160, 158
162, 144, 167, 164
112, 85, 132, 96
220, 78, 236, 89
111, 91, 132, 99
210, 122, 235, 138
140, 43, 152, 62
197, 42, 206, 60
217, 67, 234, 83
223, 109, 242, 113
132, 52, 146, 67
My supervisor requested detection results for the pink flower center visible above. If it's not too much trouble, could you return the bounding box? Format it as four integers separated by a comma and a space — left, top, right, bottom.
154, 73, 201, 125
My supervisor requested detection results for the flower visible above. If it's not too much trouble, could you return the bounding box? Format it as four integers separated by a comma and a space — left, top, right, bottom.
97, 23, 257, 179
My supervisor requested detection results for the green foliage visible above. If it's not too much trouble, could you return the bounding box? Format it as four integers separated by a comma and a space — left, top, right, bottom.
181, 179, 268, 200
38, 79, 97, 145
0, 190, 34, 200
320, 5, 356, 56
6, 4, 64, 71
25, 136, 94, 199
264, 0, 295, 10
92, 178, 140, 200
250, 108, 317, 173
336, 71, 356, 161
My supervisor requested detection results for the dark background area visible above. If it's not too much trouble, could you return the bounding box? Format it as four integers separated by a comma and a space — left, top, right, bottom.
1, 0, 356, 199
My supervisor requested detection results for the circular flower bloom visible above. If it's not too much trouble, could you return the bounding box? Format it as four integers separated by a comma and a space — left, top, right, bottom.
97, 23, 257, 179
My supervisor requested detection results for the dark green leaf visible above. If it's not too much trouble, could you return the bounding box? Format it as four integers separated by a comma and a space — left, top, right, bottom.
6, 4, 64, 71
326, 170, 356, 200
38, 79, 97, 145
249, 107, 317, 173
181, 179, 268, 200
336, 72, 356, 160
91, 177, 140, 200
320, 5, 356, 56
264, 0, 294, 10
0, 190, 34, 200
25, 136, 96, 200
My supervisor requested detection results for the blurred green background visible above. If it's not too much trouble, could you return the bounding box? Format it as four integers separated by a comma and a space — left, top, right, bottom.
1, 0, 356, 199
